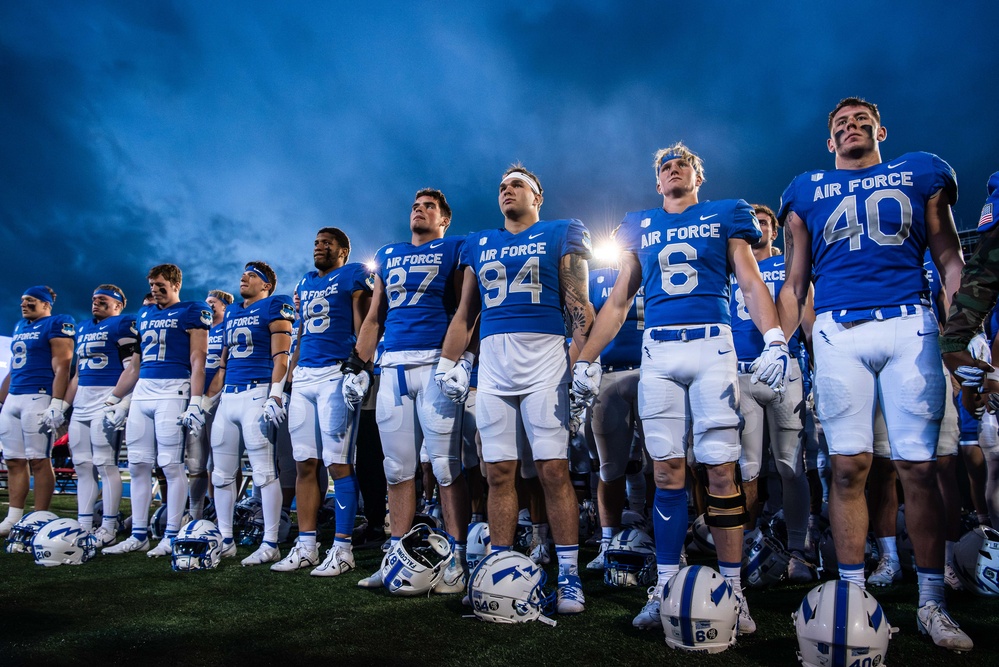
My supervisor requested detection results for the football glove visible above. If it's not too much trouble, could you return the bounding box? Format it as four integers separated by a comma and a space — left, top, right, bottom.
262, 395, 287, 425
571, 361, 602, 406
568, 391, 588, 436
342, 371, 371, 408
103, 394, 131, 431
436, 354, 473, 404
178, 399, 207, 438
40, 397, 69, 432
750, 328, 790, 394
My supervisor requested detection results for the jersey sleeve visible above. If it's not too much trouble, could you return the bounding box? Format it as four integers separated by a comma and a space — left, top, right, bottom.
372, 245, 390, 278
727, 200, 763, 244
977, 172, 999, 233
614, 214, 642, 253
447, 236, 466, 273
269, 295, 297, 323
353, 264, 375, 293
50, 315, 76, 340
459, 232, 478, 268
183, 302, 213, 330
777, 177, 801, 225
563, 219, 592, 259
926, 152, 958, 206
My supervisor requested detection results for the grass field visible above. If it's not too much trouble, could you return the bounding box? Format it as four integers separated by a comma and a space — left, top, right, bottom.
2, 491, 998, 666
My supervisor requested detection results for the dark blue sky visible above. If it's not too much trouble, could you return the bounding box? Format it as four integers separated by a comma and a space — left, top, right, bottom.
2, 2, 997, 332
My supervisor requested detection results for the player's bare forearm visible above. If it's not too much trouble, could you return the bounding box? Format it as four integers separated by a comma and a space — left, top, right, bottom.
188, 328, 208, 396
730, 240, 779, 334
50, 337, 74, 400
109, 354, 140, 400
269, 320, 293, 387
579, 254, 641, 363
352, 291, 372, 335
206, 350, 226, 399
560, 253, 594, 359
441, 266, 480, 361
775, 212, 811, 332
354, 277, 386, 362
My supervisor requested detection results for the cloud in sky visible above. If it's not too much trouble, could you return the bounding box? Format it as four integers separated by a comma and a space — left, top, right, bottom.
1, 1, 997, 331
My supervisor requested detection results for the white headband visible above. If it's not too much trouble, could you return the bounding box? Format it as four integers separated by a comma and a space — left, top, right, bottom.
501, 171, 540, 195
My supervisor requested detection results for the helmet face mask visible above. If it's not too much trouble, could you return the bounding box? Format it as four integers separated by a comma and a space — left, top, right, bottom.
953, 525, 999, 596
32, 518, 97, 567
171, 520, 224, 571
604, 528, 656, 588
467, 550, 556, 625
5, 511, 59, 554
743, 528, 790, 588
381, 523, 453, 596
466, 521, 492, 572
661, 565, 738, 654
793, 581, 895, 667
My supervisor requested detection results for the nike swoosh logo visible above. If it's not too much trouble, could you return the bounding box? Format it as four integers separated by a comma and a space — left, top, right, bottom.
336, 499, 347, 510
252, 395, 264, 401
917, 330, 935, 337
529, 233, 543, 240
167, 310, 180, 316
700, 214, 718, 221
429, 241, 443, 248
717, 349, 731, 355
888, 161, 907, 169
655, 507, 672, 522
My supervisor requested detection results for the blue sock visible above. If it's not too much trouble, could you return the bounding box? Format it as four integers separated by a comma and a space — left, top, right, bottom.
492, 544, 511, 552
653, 487, 688, 566
133, 527, 148, 541
332, 474, 358, 538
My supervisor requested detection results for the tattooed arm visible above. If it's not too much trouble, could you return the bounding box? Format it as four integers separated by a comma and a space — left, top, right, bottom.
561, 252, 595, 365
776, 210, 812, 335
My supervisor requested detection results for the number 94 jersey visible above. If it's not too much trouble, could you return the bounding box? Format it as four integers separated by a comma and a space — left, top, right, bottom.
616, 200, 761, 327
778, 151, 957, 314
223, 295, 296, 384
460, 219, 591, 339
373, 236, 464, 352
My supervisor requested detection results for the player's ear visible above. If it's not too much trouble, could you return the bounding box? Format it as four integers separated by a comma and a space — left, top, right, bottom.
826, 137, 836, 153
877, 125, 887, 142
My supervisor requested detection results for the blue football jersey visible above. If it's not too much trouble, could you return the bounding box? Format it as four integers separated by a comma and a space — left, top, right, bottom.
778, 152, 957, 314
136, 301, 212, 380
374, 236, 464, 351
615, 199, 761, 327
976, 171, 999, 233
589, 266, 643, 367
296, 263, 373, 367
922, 251, 945, 325
460, 219, 592, 339
8, 314, 76, 394
730, 255, 802, 362
205, 321, 225, 390
223, 295, 296, 384
75, 313, 138, 387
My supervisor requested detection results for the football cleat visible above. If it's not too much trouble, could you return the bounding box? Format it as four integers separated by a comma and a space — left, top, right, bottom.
358, 568, 385, 589
242, 544, 281, 567
310, 544, 355, 577
586, 541, 609, 570
787, 551, 818, 583
735, 589, 756, 635
102, 535, 149, 554
92, 526, 117, 548
433, 554, 467, 594
944, 562, 964, 591
0, 517, 17, 538
147, 538, 174, 558
916, 601, 973, 653
270, 541, 321, 572
220, 540, 238, 558
632, 585, 663, 630
556, 573, 586, 614
867, 556, 902, 587
529, 543, 551, 565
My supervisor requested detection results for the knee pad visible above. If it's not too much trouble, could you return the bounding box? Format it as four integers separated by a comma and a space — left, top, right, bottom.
430, 455, 461, 488
383, 457, 415, 486
211, 469, 237, 488
705, 488, 748, 530
161, 462, 186, 482
251, 468, 278, 489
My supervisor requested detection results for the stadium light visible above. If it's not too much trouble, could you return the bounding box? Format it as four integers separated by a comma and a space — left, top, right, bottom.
591, 239, 622, 266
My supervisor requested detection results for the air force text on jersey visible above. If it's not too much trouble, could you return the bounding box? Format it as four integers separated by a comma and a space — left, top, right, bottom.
810, 170, 914, 200
639, 222, 722, 248
478, 241, 548, 262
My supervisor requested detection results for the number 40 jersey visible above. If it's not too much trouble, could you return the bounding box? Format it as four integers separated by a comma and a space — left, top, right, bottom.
778, 151, 957, 314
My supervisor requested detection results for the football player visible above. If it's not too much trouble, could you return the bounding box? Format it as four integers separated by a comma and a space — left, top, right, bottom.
103, 264, 211, 557
0, 286, 75, 535
206, 262, 295, 566
64, 285, 138, 546
438, 165, 594, 614
574, 143, 789, 635
272, 228, 372, 574
730, 204, 813, 581
343, 189, 470, 591
583, 260, 646, 570
778, 97, 971, 651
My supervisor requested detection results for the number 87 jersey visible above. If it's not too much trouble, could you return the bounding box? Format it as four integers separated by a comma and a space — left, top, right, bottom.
778, 151, 957, 314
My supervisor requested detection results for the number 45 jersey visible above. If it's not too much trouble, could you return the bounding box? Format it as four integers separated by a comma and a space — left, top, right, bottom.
778, 151, 957, 314
373, 236, 464, 352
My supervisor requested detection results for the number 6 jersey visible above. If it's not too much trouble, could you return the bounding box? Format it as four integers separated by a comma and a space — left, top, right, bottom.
778, 151, 957, 314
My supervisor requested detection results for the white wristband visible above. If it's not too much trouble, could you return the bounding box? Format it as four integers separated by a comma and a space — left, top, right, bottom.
460, 351, 475, 366
437, 357, 457, 374
269, 382, 283, 399
50, 398, 69, 413
104, 394, 122, 406
763, 328, 787, 346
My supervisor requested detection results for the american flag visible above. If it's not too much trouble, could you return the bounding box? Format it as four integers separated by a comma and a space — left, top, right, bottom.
979, 203, 993, 229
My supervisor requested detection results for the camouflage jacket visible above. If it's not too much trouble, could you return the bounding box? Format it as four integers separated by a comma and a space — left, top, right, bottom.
941, 171, 999, 353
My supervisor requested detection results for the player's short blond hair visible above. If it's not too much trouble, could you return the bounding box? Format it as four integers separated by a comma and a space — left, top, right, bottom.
653, 142, 705, 184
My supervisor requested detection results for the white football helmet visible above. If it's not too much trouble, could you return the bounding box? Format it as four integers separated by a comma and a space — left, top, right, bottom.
172, 519, 225, 571
466, 521, 492, 572
743, 527, 790, 588
604, 528, 656, 588
240, 507, 292, 545
381, 523, 453, 596
661, 565, 738, 653
793, 581, 895, 667
620, 509, 650, 534
689, 513, 716, 555
952, 525, 999, 596
467, 550, 556, 625
150, 505, 193, 541
32, 518, 97, 566
5, 510, 59, 554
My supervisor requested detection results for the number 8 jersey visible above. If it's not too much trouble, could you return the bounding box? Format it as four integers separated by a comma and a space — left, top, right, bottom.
615, 200, 761, 326
778, 151, 957, 314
